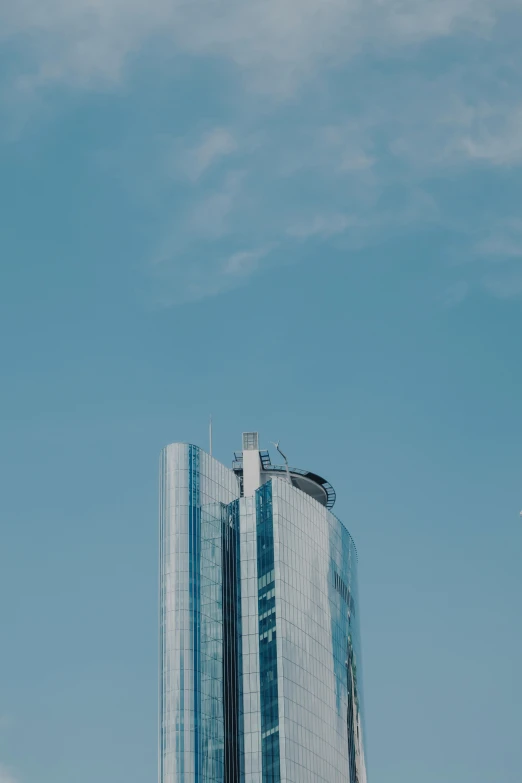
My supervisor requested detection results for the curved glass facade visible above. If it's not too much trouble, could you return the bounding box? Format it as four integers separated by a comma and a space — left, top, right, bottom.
159, 438, 367, 783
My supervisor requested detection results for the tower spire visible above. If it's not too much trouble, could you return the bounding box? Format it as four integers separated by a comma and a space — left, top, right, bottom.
272, 440, 292, 486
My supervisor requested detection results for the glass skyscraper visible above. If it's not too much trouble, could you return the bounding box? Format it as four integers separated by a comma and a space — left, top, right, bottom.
159, 433, 368, 783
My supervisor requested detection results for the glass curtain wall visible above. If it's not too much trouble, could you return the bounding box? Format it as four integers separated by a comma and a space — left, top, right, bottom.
159, 445, 239, 783
266, 477, 367, 783
160, 445, 367, 783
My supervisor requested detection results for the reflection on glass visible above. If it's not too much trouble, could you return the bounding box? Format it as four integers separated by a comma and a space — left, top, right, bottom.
159, 443, 369, 783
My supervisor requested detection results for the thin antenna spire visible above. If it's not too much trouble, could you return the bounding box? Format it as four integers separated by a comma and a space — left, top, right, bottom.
209, 415, 213, 457
271, 440, 292, 486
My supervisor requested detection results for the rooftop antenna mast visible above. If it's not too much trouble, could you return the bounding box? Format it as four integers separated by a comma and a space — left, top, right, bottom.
271, 440, 292, 486
209, 415, 213, 457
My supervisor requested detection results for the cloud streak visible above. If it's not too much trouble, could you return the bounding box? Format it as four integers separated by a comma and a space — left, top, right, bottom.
475, 220, 522, 260
0, 0, 512, 94
4, 0, 522, 304
181, 129, 238, 181
287, 214, 365, 240
459, 107, 522, 165
187, 170, 245, 239
0, 764, 17, 783
482, 270, 522, 299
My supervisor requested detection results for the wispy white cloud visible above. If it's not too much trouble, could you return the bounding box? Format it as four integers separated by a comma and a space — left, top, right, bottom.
4, 0, 522, 304
445, 218, 522, 301
442, 280, 471, 307
181, 128, 238, 181
150, 244, 274, 304
458, 106, 522, 165
221, 247, 272, 277
148, 161, 274, 302
371, 77, 522, 175
287, 213, 364, 240
0, 764, 17, 783
0, 0, 510, 94
475, 219, 522, 260
317, 124, 376, 174
1, 0, 176, 89
482, 270, 522, 299
187, 170, 245, 239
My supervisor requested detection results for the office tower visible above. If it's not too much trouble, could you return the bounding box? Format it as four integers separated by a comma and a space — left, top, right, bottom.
159, 433, 367, 783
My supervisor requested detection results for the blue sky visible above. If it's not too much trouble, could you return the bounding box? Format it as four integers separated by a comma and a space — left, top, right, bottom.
1, 2, 522, 782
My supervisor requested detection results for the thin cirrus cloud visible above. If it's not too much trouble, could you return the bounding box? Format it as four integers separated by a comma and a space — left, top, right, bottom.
186, 170, 246, 239
482, 270, 522, 299
458, 107, 522, 166
0, 0, 511, 93
287, 214, 366, 240
151, 245, 275, 306
474, 220, 522, 260
180, 129, 238, 181
221, 247, 273, 278
0, 765, 17, 783
148, 95, 522, 303
442, 281, 471, 308
3, 0, 522, 304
